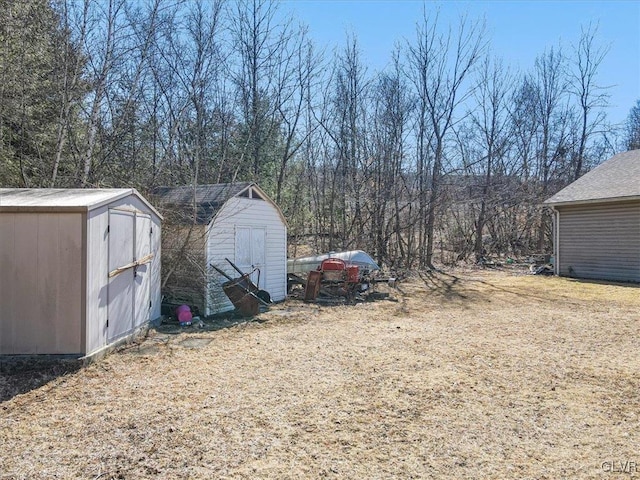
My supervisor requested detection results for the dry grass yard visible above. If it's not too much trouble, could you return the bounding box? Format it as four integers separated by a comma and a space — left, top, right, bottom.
1, 269, 639, 479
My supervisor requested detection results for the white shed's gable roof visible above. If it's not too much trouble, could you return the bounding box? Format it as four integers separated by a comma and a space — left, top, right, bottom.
545, 150, 640, 206
153, 182, 287, 226
0, 188, 161, 217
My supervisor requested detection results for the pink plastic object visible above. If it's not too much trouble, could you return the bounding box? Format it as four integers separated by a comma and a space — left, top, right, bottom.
175, 304, 192, 325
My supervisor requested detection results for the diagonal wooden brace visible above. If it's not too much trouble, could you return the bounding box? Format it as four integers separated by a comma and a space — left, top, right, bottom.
108, 253, 154, 278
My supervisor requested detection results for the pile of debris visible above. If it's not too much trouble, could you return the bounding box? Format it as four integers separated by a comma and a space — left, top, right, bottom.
287, 250, 397, 303
526, 254, 554, 276
165, 249, 400, 319
477, 254, 555, 276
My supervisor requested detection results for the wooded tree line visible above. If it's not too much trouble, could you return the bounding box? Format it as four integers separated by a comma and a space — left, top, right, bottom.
2, 0, 638, 269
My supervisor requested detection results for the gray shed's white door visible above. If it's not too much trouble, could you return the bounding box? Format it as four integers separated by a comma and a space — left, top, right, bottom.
134, 213, 152, 327
107, 210, 152, 342
108, 210, 135, 341
235, 226, 266, 287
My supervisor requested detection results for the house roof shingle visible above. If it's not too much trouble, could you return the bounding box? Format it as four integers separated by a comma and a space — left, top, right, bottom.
152, 182, 254, 224
544, 149, 640, 206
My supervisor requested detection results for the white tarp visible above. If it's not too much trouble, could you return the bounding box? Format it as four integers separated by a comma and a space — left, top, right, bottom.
287, 250, 380, 276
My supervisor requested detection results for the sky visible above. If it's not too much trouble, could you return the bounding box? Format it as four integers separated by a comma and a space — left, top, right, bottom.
281, 0, 640, 126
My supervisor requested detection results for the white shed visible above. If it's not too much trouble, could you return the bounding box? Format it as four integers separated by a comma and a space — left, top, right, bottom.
0, 189, 162, 357
153, 183, 287, 315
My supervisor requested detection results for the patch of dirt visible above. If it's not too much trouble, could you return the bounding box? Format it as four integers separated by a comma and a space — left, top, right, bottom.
1, 270, 638, 479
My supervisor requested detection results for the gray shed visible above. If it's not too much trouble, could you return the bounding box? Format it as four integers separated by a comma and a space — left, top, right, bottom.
0, 189, 162, 357
153, 183, 287, 315
544, 150, 640, 282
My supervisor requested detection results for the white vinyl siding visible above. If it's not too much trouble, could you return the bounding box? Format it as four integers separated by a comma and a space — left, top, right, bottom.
206, 196, 287, 315
557, 201, 640, 282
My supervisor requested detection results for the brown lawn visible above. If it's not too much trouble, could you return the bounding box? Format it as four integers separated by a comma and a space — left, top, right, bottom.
1, 269, 639, 479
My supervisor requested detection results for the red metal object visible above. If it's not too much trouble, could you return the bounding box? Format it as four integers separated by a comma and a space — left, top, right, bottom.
289, 250, 396, 303
346, 265, 359, 283
304, 270, 323, 301
222, 275, 259, 316
320, 258, 346, 271
301, 258, 363, 301
320, 258, 346, 282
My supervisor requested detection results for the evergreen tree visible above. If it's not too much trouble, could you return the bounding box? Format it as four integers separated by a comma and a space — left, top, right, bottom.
0, 0, 84, 187
626, 100, 640, 150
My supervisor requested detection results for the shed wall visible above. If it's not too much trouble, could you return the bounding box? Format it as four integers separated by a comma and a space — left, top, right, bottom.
0, 213, 84, 354
206, 197, 287, 315
557, 201, 640, 282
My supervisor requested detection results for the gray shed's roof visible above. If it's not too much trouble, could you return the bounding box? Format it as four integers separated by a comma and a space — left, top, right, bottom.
544, 150, 640, 206
152, 182, 258, 224
0, 188, 161, 217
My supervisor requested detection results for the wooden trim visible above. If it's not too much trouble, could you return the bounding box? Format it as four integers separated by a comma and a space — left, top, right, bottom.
80, 212, 88, 354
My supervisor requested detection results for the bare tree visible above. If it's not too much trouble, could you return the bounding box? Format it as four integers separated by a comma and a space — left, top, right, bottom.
333, 35, 369, 249
229, 0, 295, 183
308, 35, 370, 251
369, 49, 414, 267
468, 57, 513, 262
533, 48, 572, 187
273, 28, 321, 204
77, 0, 121, 187
406, 11, 486, 267
530, 47, 574, 250
569, 22, 610, 180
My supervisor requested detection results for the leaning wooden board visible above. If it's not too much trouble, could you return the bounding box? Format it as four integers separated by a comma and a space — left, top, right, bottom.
108, 253, 154, 278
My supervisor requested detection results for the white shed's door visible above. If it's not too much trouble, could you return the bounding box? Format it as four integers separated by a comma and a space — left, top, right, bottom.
108, 210, 152, 342
108, 210, 135, 342
235, 226, 266, 287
